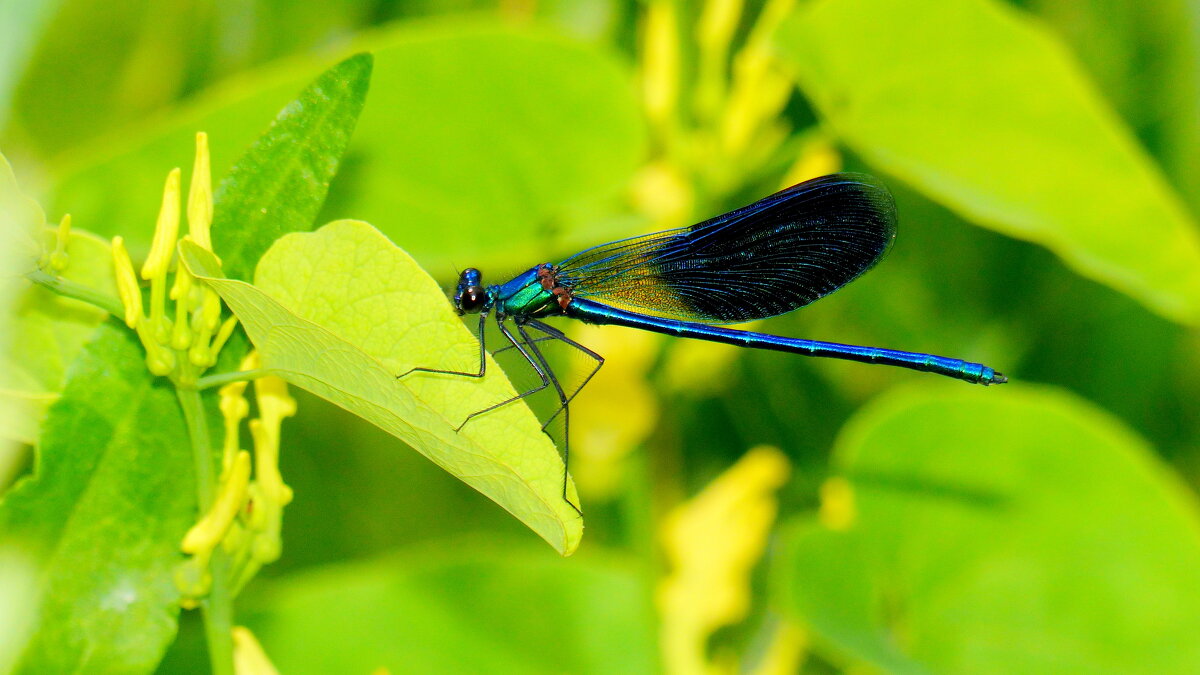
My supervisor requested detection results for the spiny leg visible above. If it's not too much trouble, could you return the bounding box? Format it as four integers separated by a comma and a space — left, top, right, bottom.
396, 311, 489, 379
524, 319, 604, 432
516, 322, 583, 516
452, 317, 550, 432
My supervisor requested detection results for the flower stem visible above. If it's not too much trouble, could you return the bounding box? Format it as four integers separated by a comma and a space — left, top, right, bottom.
196, 369, 269, 391
177, 386, 235, 675
25, 269, 125, 317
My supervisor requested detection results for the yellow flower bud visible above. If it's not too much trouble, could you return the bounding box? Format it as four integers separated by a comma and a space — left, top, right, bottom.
50, 214, 72, 271
188, 133, 214, 251
210, 315, 239, 359
181, 450, 251, 554
219, 378, 251, 474
142, 168, 181, 280
232, 627, 280, 675
111, 236, 143, 328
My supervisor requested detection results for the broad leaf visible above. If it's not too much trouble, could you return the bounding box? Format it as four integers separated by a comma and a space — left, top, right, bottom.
320, 21, 646, 270
240, 542, 655, 674
181, 222, 583, 554
47, 22, 646, 272
775, 384, 1200, 673
0, 323, 195, 672
776, 0, 1200, 325
3, 0, 362, 152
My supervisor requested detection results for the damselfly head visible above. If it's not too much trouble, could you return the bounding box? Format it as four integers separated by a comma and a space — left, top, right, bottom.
454, 268, 487, 315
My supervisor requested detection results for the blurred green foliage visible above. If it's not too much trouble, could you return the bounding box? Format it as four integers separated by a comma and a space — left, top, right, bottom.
3, 0, 1200, 673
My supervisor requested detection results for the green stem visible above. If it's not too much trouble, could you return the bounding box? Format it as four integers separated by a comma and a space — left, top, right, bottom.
196, 369, 269, 391
177, 387, 235, 675
178, 388, 214, 502
26, 269, 124, 317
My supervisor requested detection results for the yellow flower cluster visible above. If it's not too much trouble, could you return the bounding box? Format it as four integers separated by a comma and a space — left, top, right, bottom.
109, 132, 296, 615
638, 0, 820, 198
110, 133, 237, 382
177, 352, 296, 607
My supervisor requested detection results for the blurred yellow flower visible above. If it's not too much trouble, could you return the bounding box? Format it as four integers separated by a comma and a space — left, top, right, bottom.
660, 325, 756, 397
232, 626, 279, 675
642, 0, 682, 130
570, 323, 661, 498
818, 476, 856, 532
659, 445, 791, 674
747, 621, 808, 675
781, 133, 843, 188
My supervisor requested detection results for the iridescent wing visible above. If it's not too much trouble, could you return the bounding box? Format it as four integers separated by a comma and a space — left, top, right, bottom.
554, 173, 897, 323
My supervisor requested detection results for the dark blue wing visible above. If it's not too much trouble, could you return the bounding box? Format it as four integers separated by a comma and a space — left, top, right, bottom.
554, 173, 897, 323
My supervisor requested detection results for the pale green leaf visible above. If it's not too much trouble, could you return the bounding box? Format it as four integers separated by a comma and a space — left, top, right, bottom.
180, 221, 583, 555
0, 152, 110, 448
775, 384, 1200, 673
1, 227, 114, 444
0, 323, 195, 672
0, 152, 43, 449
240, 542, 656, 674
776, 0, 1200, 324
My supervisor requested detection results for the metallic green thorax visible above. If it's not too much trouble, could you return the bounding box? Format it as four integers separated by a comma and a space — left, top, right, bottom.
493, 266, 559, 318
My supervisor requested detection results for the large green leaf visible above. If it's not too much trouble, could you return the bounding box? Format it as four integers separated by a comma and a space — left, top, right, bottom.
776, 0, 1200, 325
212, 52, 372, 282
240, 542, 656, 674
319, 20, 646, 270
2, 0, 368, 154
47, 21, 645, 271
1027, 0, 1200, 218
181, 221, 584, 554
774, 384, 1200, 673
0, 322, 196, 672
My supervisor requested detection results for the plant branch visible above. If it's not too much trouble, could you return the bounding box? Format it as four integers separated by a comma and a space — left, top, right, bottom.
26, 269, 125, 317
196, 369, 269, 390
177, 387, 235, 675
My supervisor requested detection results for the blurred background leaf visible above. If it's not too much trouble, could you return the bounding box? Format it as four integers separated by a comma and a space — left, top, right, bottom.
0, 153, 50, 447
776, 384, 1200, 673
777, 0, 1200, 326
234, 541, 657, 674
35, 21, 645, 274
0, 226, 112, 444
